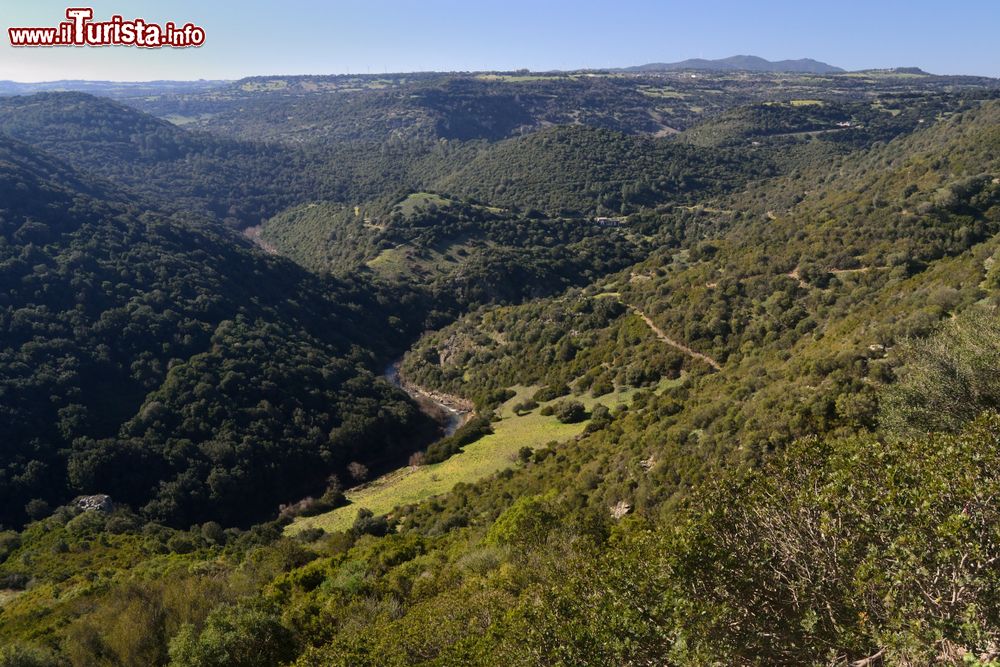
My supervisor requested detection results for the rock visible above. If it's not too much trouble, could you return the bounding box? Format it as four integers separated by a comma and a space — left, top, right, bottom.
75, 494, 113, 513
610, 500, 632, 520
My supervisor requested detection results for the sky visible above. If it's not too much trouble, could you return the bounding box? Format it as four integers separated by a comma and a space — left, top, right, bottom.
0, 0, 998, 81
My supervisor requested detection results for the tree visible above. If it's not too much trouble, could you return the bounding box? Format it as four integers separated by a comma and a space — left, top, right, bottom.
347, 462, 369, 483
486, 495, 556, 547
553, 400, 587, 424
23, 499, 49, 521
168, 601, 295, 667
351, 508, 389, 537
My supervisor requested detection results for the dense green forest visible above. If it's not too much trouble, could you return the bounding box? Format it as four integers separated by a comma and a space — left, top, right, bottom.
2, 70, 1000, 666
0, 134, 441, 529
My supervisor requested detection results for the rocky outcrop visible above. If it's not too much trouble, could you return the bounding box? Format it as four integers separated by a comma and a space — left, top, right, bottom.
75, 494, 113, 513
610, 500, 632, 520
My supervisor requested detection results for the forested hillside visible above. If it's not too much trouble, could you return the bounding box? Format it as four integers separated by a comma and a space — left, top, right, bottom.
260, 194, 647, 308
435, 125, 760, 215
2, 71, 1000, 666
0, 135, 437, 529
0, 93, 479, 227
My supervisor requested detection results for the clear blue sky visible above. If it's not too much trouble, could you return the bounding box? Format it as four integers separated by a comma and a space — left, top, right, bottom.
1, 0, 998, 81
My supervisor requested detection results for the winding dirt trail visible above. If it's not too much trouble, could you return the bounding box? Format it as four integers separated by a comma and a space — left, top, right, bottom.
629, 306, 722, 371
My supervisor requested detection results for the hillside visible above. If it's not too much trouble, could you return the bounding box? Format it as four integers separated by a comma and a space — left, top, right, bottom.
0, 92, 327, 226
435, 124, 761, 215
259, 191, 650, 309
2, 78, 1000, 667
0, 135, 438, 529
0, 93, 474, 228
401, 100, 1000, 501
128, 70, 1000, 148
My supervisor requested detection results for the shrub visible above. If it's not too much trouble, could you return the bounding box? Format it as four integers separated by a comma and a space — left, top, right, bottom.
553, 400, 588, 424
513, 399, 539, 415
424, 416, 493, 464
486, 495, 556, 547
0, 644, 61, 667
352, 508, 390, 538
168, 600, 295, 667
0, 531, 21, 563
347, 462, 369, 483
881, 307, 1000, 435
533, 384, 570, 402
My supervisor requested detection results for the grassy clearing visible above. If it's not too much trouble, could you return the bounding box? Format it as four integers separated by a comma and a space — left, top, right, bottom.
638, 87, 688, 99
395, 192, 453, 217
366, 237, 477, 281
287, 380, 677, 535
162, 113, 218, 126
240, 80, 289, 91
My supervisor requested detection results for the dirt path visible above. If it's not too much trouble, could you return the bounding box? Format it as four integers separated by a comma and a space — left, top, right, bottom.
630, 306, 723, 371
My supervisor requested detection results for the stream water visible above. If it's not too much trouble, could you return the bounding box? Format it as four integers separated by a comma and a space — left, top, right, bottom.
383, 360, 466, 437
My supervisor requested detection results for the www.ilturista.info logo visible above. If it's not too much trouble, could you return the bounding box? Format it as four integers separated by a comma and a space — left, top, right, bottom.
8, 8, 205, 48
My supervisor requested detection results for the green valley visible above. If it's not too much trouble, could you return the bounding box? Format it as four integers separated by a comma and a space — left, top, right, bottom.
1, 56, 1000, 667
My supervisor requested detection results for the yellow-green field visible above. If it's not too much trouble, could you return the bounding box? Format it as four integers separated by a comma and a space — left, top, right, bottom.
287, 380, 678, 535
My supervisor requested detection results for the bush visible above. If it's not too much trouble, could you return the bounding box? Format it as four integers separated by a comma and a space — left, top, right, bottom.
486, 495, 556, 547
533, 384, 570, 402
553, 400, 588, 424
352, 508, 390, 538
666, 413, 1000, 665
201, 521, 226, 545
168, 600, 296, 667
295, 527, 326, 543
0, 531, 21, 563
584, 404, 612, 433
0, 644, 61, 667
23, 499, 50, 521
590, 378, 614, 398
166, 534, 197, 554
347, 462, 369, 483
424, 416, 494, 464
0, 573, 30, 590
881, 307, 1000, 435
513, 399, 539, 415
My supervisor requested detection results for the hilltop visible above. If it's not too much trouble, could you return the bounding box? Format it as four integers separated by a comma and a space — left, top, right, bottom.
625, 54, 845, 73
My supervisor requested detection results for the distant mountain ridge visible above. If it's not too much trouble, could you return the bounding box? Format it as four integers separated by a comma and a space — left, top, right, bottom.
625, 55, 845, 74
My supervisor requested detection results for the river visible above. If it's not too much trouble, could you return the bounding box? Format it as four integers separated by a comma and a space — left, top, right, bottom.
383, 360, 469, 436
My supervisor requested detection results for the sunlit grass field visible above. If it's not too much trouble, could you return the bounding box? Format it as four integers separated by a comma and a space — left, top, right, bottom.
287, 379, 677, 535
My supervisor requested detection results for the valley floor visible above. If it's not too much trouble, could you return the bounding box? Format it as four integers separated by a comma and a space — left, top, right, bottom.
288, 379, 678, 534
